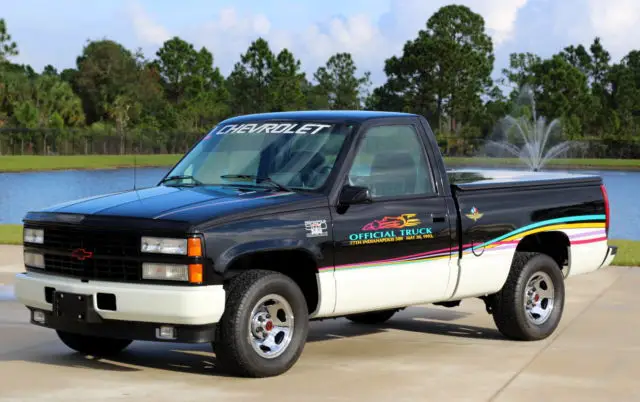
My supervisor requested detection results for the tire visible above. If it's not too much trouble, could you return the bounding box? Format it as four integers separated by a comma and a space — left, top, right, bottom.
56, 330, 132, 356
213, 270, 309, 378
346, 309, 398, 325
490, 252, 565, 341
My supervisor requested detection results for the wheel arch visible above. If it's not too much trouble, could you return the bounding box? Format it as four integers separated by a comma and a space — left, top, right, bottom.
222, 246, 324, 316
514, 231, 571, 277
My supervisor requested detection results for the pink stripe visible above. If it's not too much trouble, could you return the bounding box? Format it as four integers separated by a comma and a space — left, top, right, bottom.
568, 230, 606, 240
571, 236, 607, 245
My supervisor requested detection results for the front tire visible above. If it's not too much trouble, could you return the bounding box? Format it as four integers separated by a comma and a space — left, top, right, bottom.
214, 270, 309, 378
490, 252, 565, 341
56, 330, 132, 356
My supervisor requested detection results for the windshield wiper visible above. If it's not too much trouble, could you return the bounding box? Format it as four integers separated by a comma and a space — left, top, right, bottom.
160, 175, 204, 186
220, 174, 292, 192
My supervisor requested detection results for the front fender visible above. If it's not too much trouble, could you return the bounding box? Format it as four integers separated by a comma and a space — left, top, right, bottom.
214, 239, 325, 273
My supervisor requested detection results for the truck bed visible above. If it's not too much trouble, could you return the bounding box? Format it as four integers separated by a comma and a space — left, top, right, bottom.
447, 168, 602, 191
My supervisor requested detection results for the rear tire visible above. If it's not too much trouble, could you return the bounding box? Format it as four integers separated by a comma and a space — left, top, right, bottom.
346, 309, 398, 325
490, 252, 565, 341
213, 270, 309, 378
56, 330, 132, 356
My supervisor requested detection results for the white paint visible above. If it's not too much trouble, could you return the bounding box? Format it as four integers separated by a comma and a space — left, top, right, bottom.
567, 240, 610, 277
311, 271, 337, 318
14, 272, 226, 325
451, 250, 516, 299
331, 257, 453, 316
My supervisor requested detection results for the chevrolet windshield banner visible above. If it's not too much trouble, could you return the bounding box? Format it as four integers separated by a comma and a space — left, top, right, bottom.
216, 123, 333, 135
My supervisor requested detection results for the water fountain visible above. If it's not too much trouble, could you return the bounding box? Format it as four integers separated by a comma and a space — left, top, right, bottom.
484, 86, 579, 172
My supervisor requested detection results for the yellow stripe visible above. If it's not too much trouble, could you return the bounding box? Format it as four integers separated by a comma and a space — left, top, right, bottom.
501, 223, 605, 242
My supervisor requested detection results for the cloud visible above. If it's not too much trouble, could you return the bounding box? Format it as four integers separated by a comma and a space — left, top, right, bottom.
136, 0, 640, 89
587, 0, 640, 60
545, 0, 640, 62
143, 2, 528, 85
379, 0, 529, 47
127, 2, 171, 46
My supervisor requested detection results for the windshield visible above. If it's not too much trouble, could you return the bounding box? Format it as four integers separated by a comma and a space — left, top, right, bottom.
163, 120, 357, 191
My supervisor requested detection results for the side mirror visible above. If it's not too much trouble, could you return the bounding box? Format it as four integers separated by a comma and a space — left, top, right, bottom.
339, 185, 372, 205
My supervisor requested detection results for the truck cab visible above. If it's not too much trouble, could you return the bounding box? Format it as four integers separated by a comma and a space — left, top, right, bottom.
14, 111, 617, 378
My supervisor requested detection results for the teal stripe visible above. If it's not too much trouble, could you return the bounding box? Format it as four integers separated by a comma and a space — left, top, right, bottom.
472, 214, 606, 250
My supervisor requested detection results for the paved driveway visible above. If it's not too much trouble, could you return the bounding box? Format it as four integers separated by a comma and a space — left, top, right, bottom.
0, 246, 638, 401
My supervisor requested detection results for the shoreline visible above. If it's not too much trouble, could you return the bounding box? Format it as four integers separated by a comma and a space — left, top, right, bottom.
1, 155, 639, 173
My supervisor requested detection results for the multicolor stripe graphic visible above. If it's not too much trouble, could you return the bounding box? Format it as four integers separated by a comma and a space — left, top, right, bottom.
320, 214, 606, 272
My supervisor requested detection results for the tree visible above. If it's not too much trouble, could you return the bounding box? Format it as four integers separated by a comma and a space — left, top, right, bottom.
312, 52, 371, 110
0, 18, 18, 63
227, 38, 276, 114
74, 40, 142, 124
560, 44, 592, 77
500, 53, 541, 92
42, 64, 58, 76
607, 51, 640, 139
270, 49, 307, 111
376, 5, 494, 131
153, 37, 228, 130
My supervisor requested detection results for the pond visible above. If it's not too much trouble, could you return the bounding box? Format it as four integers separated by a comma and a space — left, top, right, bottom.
0, 166, 638, 240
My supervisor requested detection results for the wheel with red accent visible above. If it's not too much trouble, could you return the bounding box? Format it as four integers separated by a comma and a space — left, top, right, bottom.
213, 270, 309, 378
490, 252, 565, 341
346, 308, 398, 325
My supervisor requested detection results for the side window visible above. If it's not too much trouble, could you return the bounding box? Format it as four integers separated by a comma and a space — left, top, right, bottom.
347, 124, 435, 198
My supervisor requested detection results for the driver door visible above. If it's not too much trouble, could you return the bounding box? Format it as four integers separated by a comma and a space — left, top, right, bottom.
330, 121, 453, 315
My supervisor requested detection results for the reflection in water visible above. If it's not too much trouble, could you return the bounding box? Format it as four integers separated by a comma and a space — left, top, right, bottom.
0, 166, 638, 240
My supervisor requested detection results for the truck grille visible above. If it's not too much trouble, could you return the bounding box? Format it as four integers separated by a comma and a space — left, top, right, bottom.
43, 226, 139, 256
44, 255, 140, 281
40, 226, 141, 281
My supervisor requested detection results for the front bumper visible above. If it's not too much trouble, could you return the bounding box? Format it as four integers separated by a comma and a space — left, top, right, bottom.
15, 272, 226, 343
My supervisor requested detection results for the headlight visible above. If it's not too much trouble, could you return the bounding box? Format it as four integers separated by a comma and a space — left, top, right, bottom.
142, 263, 189, 281
24, 228, 44, 244
140, 236, 203, 257
141, 237, 188, 255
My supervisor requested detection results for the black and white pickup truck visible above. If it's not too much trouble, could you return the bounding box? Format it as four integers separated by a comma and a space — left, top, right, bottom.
15, 111, 617, 377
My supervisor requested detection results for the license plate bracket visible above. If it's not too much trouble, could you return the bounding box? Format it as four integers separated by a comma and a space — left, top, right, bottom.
52, 291, 102, 323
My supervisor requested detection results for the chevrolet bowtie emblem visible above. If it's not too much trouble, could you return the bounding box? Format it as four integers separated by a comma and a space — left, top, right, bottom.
71, 248, 93, 261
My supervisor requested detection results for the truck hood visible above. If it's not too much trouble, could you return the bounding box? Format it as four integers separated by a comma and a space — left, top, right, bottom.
32, 185, 319, 225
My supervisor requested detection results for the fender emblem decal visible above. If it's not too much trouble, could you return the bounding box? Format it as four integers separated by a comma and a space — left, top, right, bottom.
465, 207, 484, 222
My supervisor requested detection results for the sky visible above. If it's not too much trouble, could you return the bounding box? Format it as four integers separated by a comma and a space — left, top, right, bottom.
2, 0, 640, 87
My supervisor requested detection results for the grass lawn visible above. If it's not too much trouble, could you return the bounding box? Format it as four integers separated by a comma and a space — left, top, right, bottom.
0, 154, 183, 172
0, 225, 22, 245
0, 223, 637, 266
609, 240, 640, 266
0, 155, 639, 172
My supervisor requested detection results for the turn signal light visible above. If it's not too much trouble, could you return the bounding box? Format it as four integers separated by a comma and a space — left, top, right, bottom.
189, 264, 203, 284
187, 238, 203, 257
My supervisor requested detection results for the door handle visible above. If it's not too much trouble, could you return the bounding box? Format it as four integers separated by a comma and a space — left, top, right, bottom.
429, 214, 446, 223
